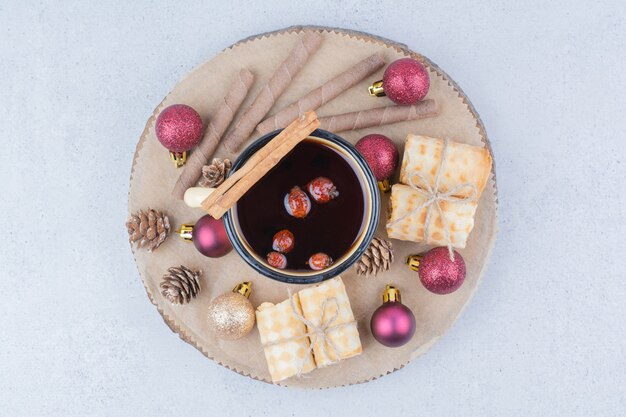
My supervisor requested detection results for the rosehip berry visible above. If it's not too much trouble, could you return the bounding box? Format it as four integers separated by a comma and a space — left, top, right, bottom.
267, 251, 287, 269
308, 252, 333, 271
284, 186, 311, 218
272, 229, 295, 253
307, 177, 339, 203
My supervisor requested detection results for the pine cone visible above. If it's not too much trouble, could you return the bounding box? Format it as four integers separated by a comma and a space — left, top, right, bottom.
126, 208, 170, 252
160, 266, 202, 305
199, 158, 232, 187
355, 238, 394, 276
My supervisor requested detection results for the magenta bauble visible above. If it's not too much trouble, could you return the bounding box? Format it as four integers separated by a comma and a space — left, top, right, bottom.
193, 215, 232, 258
355, 134, 399, 181
382, 58, 430, 105
419, 247, 466, 294
155, 104, 203, 153
370, 286, 416, 347
371, 303, 416, 347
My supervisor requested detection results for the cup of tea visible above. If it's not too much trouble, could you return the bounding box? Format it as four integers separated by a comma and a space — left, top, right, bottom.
223, 129, 380, 284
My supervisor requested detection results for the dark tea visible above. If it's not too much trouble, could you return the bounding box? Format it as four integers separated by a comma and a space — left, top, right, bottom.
236, 138, 366, 271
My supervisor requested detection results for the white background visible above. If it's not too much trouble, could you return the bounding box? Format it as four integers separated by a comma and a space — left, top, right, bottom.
1, 1, 625, 416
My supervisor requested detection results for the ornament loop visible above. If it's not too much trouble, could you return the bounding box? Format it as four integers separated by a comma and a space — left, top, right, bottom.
405, 254, 422, 272
382, 285, 401, 303
368, 80, 386, 97
233, 281, 252, 298
170, 151, 187, 168
377, 179, 391, 193
178, 224, 194, 241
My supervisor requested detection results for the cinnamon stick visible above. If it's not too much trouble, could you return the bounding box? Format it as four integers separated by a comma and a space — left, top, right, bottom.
202, 111, 320, 219
318, 99, 439, 132
223, 32, 323, 153
171, 69, 254, 200
256, 53, 385, 135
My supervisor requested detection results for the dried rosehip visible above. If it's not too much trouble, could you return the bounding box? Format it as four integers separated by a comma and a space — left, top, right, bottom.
284, 186, 311, 218
308, 252, 333, 271
267, 251, 287, 269
272, 229, 295, 253
307, 177, 339, 203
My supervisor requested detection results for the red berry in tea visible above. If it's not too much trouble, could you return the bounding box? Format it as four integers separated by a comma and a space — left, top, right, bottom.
272, 229, 295, 253
267, 251, 288, 269
308, 252, 333, 270
284, 186, 311, 218
307, 177, 339, 203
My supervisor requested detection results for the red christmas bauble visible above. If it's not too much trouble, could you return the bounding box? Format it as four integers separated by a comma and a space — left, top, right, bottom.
370, 286, 416, 347
155, 104, 203, 153
382, 58, 430, 105
193, 215, 232, 258
371, 303, 416, 347
355, 134, 399, 181
418, 247, 466, 294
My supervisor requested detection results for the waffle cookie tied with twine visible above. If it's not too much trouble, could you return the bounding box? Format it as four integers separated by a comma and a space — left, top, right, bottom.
386, 135, 492, 253
256, 277, 362, 382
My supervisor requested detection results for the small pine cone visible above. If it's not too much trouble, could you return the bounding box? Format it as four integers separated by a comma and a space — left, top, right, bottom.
199, 158, 232, 187
160, 266, 202, 305
355, 238, 394, 276
126, 208, 170, 252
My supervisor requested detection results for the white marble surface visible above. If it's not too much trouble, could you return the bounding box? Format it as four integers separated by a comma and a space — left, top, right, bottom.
1, 1, 625, 416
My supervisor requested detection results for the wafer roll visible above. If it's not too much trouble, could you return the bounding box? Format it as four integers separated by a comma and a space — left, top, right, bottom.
223, 32, 323, 152
256, 53, 385, 134
318, 99, 438, 132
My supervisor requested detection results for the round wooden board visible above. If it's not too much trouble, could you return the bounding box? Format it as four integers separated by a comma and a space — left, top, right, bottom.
128, 26, 498, 388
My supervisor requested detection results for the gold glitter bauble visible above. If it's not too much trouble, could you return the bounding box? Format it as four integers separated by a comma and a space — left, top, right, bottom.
207, 292, 255, 340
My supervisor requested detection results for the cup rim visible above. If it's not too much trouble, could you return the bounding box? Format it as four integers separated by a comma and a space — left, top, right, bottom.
223, 128, 380, 284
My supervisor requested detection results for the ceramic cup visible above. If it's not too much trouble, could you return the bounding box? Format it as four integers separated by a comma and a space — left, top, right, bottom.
223, 129, 380, 284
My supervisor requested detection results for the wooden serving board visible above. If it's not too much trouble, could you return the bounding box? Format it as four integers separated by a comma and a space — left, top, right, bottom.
128, 26, 498, 388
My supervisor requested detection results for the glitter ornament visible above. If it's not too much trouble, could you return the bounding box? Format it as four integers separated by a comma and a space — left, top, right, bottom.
370, 285, 416, 347
355, 134, 399, 192
155, 104, 203, 167
406, 247, 466, 294
207, 282, 255, 340
369, 58, 430, 105
178, 215, 232, 258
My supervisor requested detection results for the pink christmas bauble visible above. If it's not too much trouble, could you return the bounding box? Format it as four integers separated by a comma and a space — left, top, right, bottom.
370, 302, 416, 348
382, 58, 430, 105
355, 134, 399, 181
419, 247, 466, 294
155, 104, 203, 153
193, 215, 232, 258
